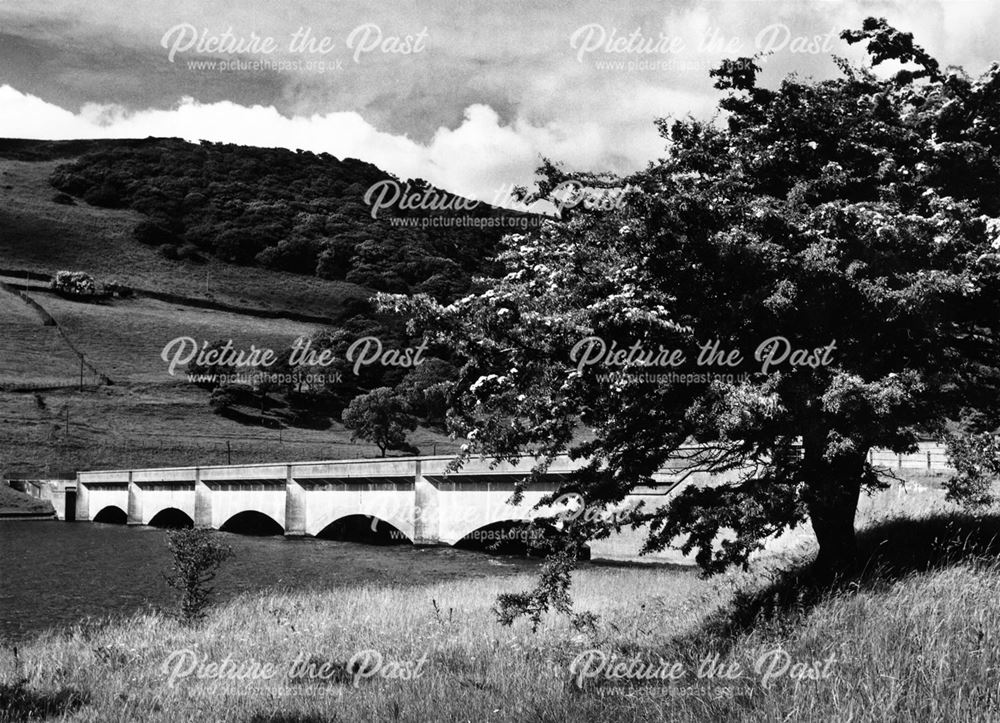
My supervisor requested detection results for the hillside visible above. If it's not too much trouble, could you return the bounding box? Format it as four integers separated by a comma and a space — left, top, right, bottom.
0, 137, 520, 478
0, 158, 368, 317
0, 137, 538, 315
0, 482, 54, 516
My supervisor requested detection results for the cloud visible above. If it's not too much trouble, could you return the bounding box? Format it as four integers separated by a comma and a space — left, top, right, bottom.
1, 1, 996, 204
0, 85, 707, 203
9, 0, 997, 148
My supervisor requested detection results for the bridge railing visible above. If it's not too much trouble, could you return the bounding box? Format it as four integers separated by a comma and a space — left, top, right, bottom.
77, 442, 957, 480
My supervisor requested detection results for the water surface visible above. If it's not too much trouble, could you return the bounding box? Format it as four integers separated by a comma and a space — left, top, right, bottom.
0, 520, 541, 641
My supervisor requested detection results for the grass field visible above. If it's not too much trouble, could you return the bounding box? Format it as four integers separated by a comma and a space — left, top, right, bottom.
0, 385, 459, 479
0, 159, 368, 316
0, 152, 461, 478
0, 289, 82, 387
3, 512, 1000, 722
24, 290, 322, 384
0, 280, 458, 478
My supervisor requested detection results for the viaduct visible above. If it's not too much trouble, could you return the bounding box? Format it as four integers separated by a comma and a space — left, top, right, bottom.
61, 442, 951, 563
72, 453, 719, 563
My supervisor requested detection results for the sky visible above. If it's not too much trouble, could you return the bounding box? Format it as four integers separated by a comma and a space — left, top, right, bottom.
0, 0, 997, 202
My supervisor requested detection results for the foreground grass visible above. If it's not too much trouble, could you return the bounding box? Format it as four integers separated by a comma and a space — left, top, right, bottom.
5, 515, 1000, 722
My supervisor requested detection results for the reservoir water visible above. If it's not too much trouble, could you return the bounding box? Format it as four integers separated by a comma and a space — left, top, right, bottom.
0, 520, 542, 641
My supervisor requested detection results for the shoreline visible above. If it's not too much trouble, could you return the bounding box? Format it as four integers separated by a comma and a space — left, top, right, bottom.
0, 511, 56, 519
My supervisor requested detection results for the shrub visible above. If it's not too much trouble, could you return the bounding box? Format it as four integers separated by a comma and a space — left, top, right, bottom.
81, 180, 123, 208
163, 528, 233, 624
157, 243, 179, 260
209, 384, 242, 407
102, 281, 133, 298
51, 270, 97, 298
133, 220, 176, 246
177, 243, 203, 262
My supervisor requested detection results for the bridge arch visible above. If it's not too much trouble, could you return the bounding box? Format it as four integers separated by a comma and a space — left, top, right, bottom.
219, 510, 284, 536
148, 507, 194, 529
92, 505, 128, 525
452, 518, 588, 558
308, 510, 414, 543
452, 518, 550, 554
315, 514, 412, 545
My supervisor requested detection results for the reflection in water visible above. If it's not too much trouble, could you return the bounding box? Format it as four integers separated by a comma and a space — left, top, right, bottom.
0, 520, 542, 641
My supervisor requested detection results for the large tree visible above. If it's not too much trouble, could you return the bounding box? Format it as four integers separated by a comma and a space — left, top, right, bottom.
382, 19, 1000, 596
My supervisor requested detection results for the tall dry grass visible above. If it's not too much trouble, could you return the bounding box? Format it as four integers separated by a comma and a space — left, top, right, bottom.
5, 512, 1000, 721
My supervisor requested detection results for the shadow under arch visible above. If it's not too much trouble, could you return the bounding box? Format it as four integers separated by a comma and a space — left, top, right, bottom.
454, 519, 590, 559
92, 505, 127, 525
148, 507, 194, 529
219, 510, 284, 536
315, 515, 412, 545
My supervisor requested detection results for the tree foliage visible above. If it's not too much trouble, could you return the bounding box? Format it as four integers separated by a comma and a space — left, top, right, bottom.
342, 387, 418, 457
50, 138, 535, 302
381, 18, 1000, 622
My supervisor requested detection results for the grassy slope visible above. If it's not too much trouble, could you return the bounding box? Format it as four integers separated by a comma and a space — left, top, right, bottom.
0, 289, 82, 387
4, 513, 1000, 722
0, 386, 458, 478
0, 153, 459, 478
0, 484, 53, 515
0, 159, 369, 315
0, 280, 460, 477
22, 290, 322, 384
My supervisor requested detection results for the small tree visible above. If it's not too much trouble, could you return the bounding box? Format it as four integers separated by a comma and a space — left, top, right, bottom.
342, 387, 417, 457
164, 529, 233, 624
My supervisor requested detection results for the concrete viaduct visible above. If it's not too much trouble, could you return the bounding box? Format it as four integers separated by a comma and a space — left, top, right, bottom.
73, 443, 952, 563
74, 453, 721, 562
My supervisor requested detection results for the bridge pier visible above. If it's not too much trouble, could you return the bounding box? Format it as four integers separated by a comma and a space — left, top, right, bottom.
412, 460, 440, 545
284, 469, 307, 537
194, 470, 213, 528
127, 473, 143, 525
75, 480, 90, 521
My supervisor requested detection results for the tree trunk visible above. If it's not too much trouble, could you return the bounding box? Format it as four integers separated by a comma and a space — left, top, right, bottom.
802, 436, 866, 579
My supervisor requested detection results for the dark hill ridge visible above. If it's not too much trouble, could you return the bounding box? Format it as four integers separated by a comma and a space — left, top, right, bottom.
24, 136, 538, 303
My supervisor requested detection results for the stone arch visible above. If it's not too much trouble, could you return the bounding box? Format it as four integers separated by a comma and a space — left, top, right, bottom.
452, 518, 544, 553
452, 518, 588, 557
148, 507, 194, 529
219, 510, 284, 536
92, 505, 128, 525
315, 514, 412, 545
308, 510, 414, 543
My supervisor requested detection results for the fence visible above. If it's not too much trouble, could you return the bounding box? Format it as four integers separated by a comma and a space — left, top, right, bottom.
868, 442, 952, 471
